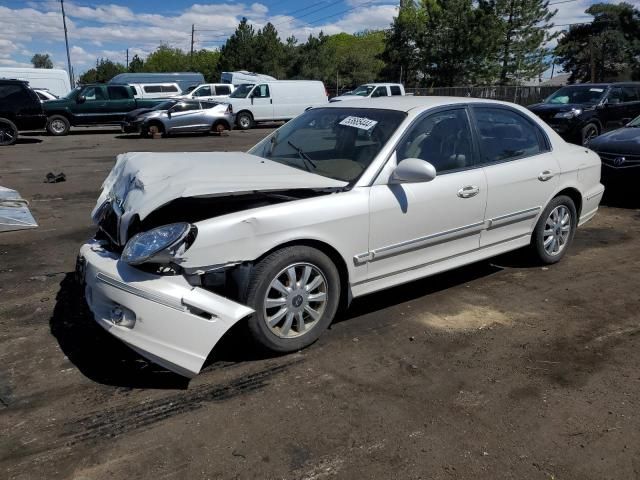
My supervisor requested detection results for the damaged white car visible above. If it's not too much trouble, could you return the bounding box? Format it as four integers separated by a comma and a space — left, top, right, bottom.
77, 97, 604, 377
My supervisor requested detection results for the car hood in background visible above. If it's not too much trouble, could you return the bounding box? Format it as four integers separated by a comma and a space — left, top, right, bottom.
125, 107, 158, 120
588, 127, 640, 153
92, 152, 348, 222
528, 102, 592, 114
0, 186, 38, 233
330, 95, 364, 102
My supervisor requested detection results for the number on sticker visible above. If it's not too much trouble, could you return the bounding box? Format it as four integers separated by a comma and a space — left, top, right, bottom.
339, 116, 379, 131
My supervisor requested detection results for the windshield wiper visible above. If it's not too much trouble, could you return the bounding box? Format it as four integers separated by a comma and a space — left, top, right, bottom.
288, 141, 317, 170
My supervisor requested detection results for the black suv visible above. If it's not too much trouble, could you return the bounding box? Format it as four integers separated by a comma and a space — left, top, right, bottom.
528, 82, 640, 145
0, 79, 47, 145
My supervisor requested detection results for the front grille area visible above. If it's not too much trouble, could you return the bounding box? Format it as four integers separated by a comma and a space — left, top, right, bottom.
596, 151, 640, 169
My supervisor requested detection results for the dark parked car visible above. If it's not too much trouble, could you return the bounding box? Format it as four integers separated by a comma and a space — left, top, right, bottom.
528, 83, 640, 145
587, 114, 640, 184
0, 79, 47, 146
43, 83, 162, 136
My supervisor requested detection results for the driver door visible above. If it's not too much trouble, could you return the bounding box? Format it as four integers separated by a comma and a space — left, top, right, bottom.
250, 84, 274, 120
367, 107, 487, 280
75, 86, 108, 124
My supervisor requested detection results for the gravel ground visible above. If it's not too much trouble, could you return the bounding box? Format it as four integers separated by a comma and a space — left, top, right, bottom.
0, 127, 639, 480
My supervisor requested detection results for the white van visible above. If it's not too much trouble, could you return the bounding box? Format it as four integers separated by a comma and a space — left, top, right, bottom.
228, 81, 328, 129
130, 83, 182, 99
0, 68, 70, 97
177, 83, 235, 102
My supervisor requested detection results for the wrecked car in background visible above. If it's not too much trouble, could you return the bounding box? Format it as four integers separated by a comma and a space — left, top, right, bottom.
77, 97, 604, 377
0, 186, 38, 232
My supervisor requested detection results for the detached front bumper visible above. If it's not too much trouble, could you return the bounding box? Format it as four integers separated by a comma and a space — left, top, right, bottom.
78, 241, 254, 377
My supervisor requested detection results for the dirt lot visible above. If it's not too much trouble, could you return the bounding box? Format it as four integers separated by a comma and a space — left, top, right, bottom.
1, 128, 639, 480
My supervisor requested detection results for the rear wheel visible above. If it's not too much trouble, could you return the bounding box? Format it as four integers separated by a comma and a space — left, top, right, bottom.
243, 246, 341, 352
236, 112, 253, 130
46, 115, 70, 136
530, 195, 577, 264
0, 119, 18, 146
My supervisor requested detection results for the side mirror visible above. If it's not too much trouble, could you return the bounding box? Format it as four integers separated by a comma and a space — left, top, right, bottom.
167, 110, 172, 118
76, 95, 86, 104
390, 158, 437, 184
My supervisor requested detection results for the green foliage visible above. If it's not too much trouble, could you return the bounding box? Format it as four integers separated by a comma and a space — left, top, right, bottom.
78, 58, 126, 84
494, 0, 559, 85
128, 54, 144, 73
31, 53, 53, 69
555, 2, 640, 83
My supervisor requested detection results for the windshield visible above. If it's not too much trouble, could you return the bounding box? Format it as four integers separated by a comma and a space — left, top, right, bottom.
350, 85, 376, 97
545, 86, 606, 105
63, 86, 81, 99
248, 107, 407, 183
153, 100, 177, 110
627, 115, 640, 127
229, 84, 254, 99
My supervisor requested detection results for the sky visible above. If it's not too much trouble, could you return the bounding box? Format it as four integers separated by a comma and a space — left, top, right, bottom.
0, 0, 637, 78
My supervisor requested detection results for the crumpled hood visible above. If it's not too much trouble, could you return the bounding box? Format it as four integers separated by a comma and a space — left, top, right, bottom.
92, 151, 348, 222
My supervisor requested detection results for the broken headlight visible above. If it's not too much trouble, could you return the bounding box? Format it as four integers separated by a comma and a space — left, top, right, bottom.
121, 222, 194, 265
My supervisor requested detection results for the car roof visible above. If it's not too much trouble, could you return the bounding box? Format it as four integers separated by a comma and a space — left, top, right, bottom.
323, 96, 521, 113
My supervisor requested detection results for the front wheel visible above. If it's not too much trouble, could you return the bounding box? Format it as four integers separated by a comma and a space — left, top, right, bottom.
46, 115, 70, 136
581, 123, 599, 146
0, 119, 18, 146
243, 246, 341, 352
236, 112, 253, 130
530, 195, 577, 264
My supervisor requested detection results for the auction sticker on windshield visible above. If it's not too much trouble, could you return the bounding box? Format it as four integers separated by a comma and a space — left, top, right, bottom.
339, 116, 378, 131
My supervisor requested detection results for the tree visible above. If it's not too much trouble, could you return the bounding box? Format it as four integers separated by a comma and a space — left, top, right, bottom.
254, 22, 286, 78
217, 18, 257, 74
381, 0, 424, 86
327, 31, 386, 87
128, 54, 144, 73
555, 2, 640, 83
494, 0, 558, 85
77, 58, 125, 83
144, 45, 190, 72
31, 53, 53, 69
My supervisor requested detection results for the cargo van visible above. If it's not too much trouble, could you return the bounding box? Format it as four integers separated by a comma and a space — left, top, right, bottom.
109, 73, 203, 93
227, 81, 328, 129
0, 68, 71, 98
130, 83, 182, 99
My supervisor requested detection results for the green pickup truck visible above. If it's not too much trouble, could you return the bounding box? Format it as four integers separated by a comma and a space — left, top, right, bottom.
43, 84, 163, 136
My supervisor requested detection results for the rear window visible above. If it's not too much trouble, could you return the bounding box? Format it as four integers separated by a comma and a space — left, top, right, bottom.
162, 85, 178, 92
143, 85, 162, 93
390, 86, 402, 96
0, 84, 28, 105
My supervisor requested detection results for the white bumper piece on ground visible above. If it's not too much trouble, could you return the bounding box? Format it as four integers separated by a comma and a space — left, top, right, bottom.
78, 241, 254, 377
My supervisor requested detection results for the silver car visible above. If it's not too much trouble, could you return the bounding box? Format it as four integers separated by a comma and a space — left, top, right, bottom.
140, 100, 233, 137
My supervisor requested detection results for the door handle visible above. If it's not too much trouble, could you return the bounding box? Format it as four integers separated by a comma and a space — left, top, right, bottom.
538, 170, 554, 181
270, 99, 273, 104
457, 185, 480, 198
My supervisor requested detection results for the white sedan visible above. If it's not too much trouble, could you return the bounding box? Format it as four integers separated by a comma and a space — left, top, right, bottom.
78, 97, 604, 377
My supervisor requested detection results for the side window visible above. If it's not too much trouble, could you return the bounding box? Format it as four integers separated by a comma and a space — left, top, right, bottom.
397, 108, 474, 174
162, 85, 179, 93
107, 86, 130, 100
473, 107, 544, 164
607, 87, 624, 104
171, 102, 200, 112
194, 86, 211, 97
143, 85, 162, 93
0, 84, 28, 108
621, 87, 639, 102
216, 85, 231, 95
253, 84, 270, 98
371, 87, 388, 98
390, 86, 402, 96
82, 87, 100, 101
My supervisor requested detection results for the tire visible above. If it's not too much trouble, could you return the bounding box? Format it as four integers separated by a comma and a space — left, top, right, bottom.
46, 115, 70, 136
530, 195, 577, 264
211, 121, 227, 135
243, 246, 341, 353
145, 121, 165, 137
581, 123, 599, 146
0, 119, 18, 146
236, 111, 253, 130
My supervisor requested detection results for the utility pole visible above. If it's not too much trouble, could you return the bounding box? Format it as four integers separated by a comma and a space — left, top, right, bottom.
60, 0, 73, 86
190, 24, 195, 68
126, 48, 129, 70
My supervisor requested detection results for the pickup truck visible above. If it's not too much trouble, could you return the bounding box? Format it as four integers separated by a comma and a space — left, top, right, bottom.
330, 83, 406, 102
43, 84, 162, 136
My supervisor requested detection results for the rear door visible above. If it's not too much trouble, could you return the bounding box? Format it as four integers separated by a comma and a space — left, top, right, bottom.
106, 85, 136, 122
471, 105, 560, 247
622, 86, 640, 123
167, 102, 205, 132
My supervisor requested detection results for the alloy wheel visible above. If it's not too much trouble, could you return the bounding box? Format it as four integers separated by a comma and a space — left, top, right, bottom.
263, 262, 328, 339
543, 205, 571, 256
50, 119, 67, 135
0, 124, 16, 145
